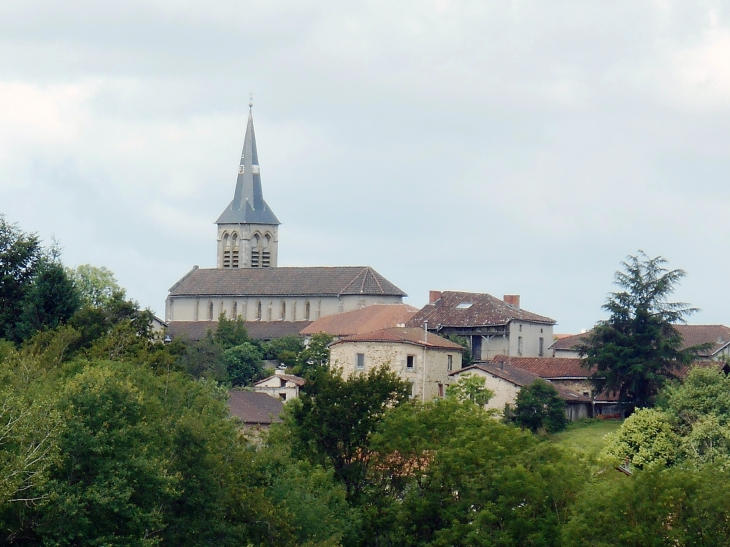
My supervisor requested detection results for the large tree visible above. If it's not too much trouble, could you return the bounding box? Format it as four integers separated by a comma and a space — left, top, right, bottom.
578, 251, 702, 407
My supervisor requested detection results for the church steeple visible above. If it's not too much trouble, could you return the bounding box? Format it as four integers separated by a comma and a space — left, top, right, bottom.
216, 104, 280, 269
216, 104, 280, 225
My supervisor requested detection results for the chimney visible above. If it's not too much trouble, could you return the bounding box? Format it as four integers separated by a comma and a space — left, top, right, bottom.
503, 295, 520, 309
429, 290, 442, 304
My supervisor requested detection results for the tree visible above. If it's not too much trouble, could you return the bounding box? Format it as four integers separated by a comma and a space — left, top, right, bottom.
446, 374, 494, 406
602, 407, 679, 469
261, 335, 304, 368
288, 365, 410, 500
66, 264, 123, 308
0, 216, 42, 340
222, 342, 265, 386
578, 251, 702, 407
295, 332, 334, 377
213, 313, 249, 350
505, 379, 567, 433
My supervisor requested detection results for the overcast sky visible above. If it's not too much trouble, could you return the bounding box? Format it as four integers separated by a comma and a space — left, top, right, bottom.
2, 1, 730, 332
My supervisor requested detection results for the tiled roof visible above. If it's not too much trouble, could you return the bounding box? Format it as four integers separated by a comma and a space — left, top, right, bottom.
332, 327, 464, 350
167, 321, 311, 341
451, 363, 591, 403
227, 391, 284, 425
254, 374, 306, 387
169, 266, 406, 297
550, 325, 730, 357
406, 291, 555, 329
490, 355, 592, 378
300, 304, 418, 336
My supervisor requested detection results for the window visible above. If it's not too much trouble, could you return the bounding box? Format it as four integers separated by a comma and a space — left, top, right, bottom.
538, 337, 544, 357
267, 302, 272, 321
356, 353, 365, 369
438, 383, 444, 398
305, 301, 310, 321
517, 336, 523, 356
519, 324, 523, 332
232, 301, 237, 318
256, 301, 262, 321
280, 301, 286, 320
338, 300, 344, 313
292, 302, 297, 321
456, 302, 473, 309
208, 301, 214, 321
447, 354, 453, 372
407, 355, 415, 370
194, 301, 199, 321
279, 393, 287, 401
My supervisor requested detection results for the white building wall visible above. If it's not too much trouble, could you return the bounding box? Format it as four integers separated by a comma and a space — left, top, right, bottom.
166, 294, 403, 323
330, 341, 461, 401
450, 368, 521, 415
507, 321, 553, 358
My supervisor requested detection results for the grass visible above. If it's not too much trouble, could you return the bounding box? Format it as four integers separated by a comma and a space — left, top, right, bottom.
551, 419, 623, 457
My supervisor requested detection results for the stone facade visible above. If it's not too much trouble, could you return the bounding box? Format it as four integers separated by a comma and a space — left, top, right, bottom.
217, 223, 279, 269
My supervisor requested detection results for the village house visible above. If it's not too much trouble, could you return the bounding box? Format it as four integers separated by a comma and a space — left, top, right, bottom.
227, 390, 284, 429
550, 324, 730, 361
449, 362, 592, 421
165, 105, 406, 342
329, 327, 463, 401
406, 291, 556, 361
253, 369, 305, 401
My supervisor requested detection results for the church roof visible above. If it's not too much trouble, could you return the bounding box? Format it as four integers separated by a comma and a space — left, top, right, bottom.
168, 266, 407, 298
216, 107, 280, 225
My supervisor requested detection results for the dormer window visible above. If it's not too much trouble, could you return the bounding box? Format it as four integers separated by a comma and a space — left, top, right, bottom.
456, 302, 473, 310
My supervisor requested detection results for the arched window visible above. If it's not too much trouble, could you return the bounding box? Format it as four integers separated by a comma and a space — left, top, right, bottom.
292, 301, 297, 321
251, 233, 261, 267
305, 301, 310, 321
232, 301, 238, 318
262, 233, 272, 267
267, 302, 273, 321
222, 233, 231, 268
256, 301, 262, 321
194, 300, 199, 321
208, 301, 214, 321
231, 233, 239, 268
280, 301, 286, 320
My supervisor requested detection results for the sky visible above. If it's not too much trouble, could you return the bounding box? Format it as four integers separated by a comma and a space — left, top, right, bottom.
2, 0, 730, 333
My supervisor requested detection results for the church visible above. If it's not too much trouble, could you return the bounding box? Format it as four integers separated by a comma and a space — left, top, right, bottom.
165, 105, 406, 339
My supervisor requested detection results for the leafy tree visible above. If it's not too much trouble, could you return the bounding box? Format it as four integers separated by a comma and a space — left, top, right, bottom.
176, 334, 227, 381
505, 379, 567, 433
446, 373, 494, 406
578, 251, 703, 407
261, 335, 304, 368
67, 264, 123, 308
0, 215, 42, 340
289, 365, 410, 500
602, 407, 679, 469
660, 366, 730, 434
365, 397, 585, 547
213, 312, 249, 350
296, 332, 334, 377
222, 342, 265, 386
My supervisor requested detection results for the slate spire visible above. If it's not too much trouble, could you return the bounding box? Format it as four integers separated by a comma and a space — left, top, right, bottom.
216, 104, 280, 225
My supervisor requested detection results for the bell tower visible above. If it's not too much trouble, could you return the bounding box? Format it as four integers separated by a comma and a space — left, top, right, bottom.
216, 102, 280, 268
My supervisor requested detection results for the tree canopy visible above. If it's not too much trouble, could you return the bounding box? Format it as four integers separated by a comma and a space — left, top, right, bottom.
578, 251, 702, 407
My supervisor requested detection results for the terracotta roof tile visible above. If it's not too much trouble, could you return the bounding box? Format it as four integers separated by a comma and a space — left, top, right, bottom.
406, 291, 555, 329
490, 355, 591, 378
332, 327, 464, 350
169, 266, 406, 297
227, 391, 284, 425
300, 304, 418, 336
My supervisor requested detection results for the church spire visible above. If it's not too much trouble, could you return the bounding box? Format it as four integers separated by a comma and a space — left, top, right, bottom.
216, 104, 280, 225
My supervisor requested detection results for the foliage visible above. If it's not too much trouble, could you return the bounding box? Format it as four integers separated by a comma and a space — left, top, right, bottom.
0, 215, 42, 341
602, 408, 679, 469
289, 365, 410, 500
222, 342, 265, 386
175, 334, 227, 381
295, 332, 334, 377
445, 334, 473, 367
505, 379, 567, 433
364, 397, 586, 547
578, 251, 702, 407
660, 366, 730, 433
562, 466, 730, 547
213, 312, 249, 350
446, 373, 494, 406
261, 335, 304, 368
67, 263, 123, 308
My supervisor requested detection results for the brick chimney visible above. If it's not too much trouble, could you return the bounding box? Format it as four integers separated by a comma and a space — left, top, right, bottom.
429, 290, 442, 304
503, 294, 520, 309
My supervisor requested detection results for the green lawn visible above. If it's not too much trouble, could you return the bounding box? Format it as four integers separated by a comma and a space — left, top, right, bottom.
551, 419, 622, 457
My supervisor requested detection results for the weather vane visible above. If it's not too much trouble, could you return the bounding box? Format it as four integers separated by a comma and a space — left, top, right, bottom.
249, 93, 253, 109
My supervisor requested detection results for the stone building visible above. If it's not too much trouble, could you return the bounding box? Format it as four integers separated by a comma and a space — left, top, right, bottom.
329, 327, 463, 401
407, 291, 556, 361
165, 105, 406, 336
